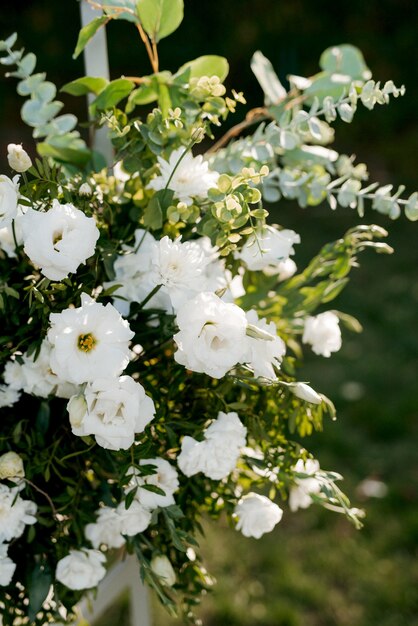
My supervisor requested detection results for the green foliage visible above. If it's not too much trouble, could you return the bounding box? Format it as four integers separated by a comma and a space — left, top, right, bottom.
136, 0, 184, 42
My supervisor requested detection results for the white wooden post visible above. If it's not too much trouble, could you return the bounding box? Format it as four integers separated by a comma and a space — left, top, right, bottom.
79, 0, 114, 165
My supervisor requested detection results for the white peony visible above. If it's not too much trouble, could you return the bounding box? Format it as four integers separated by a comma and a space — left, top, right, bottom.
151, 236, 209, 309
0, 175, 19, 228
0, 544, 16, 586
147, 147, 218, 206
234, 493, 283, 538
289, 458, 322, 511
7, 143, 32, 173
236, 226, 300, 272
55, 549, 106, 590
302, 311, 342, 357
3, 340, 79, 399
243, 310, 286, 379
0, 384, 20, 408
126, 458, 179, 510
68, 376, 155, 450
174, 292, 248, 379
21, 200, 100, 281
150, 555, 176, 587
0, 452, 24, 480
0, 484, 37, 543
48, 293, 134, 385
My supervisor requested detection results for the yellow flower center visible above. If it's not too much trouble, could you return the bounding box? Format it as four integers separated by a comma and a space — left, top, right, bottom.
77, 333, 97, 353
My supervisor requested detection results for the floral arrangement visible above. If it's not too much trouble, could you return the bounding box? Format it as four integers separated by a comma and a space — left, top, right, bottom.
0, 1, 416, 624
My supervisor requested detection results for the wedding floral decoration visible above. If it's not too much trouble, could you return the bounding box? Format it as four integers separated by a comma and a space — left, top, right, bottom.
0, 1, 416, 623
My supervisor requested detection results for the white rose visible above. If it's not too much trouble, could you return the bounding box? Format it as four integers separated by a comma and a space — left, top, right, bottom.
55, 549, 106, 590
148, 147, 218, 206
0, 452, 24, 480
302, 311, 342, 357
0, 175, 19, 227
0, 544, 16, 586
0, 384, 20, 409
177, 436, 205, 477
242, 311, 286, 379
126, 458, 179, 510
67, 394, 88, 428
234, 493, 283, 538
85, 507, 126, 549
21, 200, 100, 281
174, 292, 248, 379
116, 500, 152, 536
69, 376, 155, 450
289, 458, 322, 512
236, 226, 300, 272
48, 293, 134, 385
0, 484, 37, 543
7, 143, 32, 173
150, 555, 176, 586
204, 411, 247, 448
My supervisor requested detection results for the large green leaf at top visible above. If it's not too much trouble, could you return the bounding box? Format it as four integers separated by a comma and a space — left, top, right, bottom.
136, 0, 184, 42
73, 15, 108, 59
61, 76, 109, 97
320, 44, 372, 81
177, 55, 229, 82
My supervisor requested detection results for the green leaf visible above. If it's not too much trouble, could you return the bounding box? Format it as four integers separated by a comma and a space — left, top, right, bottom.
251, 51, 287, 105
93, 78, 134, 110
320, 44, 372, 81
136, 0, 184, 42
73, 15, 109, 60
61, 76, 109, 96
126, 83, 158, 112
28, 565, 52, 621
37, 142, 91, 167
178, 55, 229, 81
143, 194, 163, 230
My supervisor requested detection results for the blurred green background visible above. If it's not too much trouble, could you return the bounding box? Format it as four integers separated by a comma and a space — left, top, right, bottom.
1, 1, 417, 624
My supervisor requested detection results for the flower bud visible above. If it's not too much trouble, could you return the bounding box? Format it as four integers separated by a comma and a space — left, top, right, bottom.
7, 143, 32, 173
79, 182, 92, 196
0, 451, 25, 479
150, 555, 176, 587
290, 382, 322, 405
67, 394, 87, 429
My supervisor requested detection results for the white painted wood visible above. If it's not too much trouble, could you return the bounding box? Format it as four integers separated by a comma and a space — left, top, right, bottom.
79, 0, 114, 165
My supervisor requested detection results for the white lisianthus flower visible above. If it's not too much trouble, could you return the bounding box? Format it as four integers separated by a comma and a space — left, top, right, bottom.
236, 226, 300, 272
4, 340, 79, 399
0, 544, 16, 586
55, 549, 106, 590
289, 458, 321, 511
243, 311, 286, 379
125, 458, 179, 510
302, 311, 342, 357
174, 292, 248, 379
0, 175, 19, 227
151, 236, 209, 309
0, 452, 24, 480
0, 384, 20, 408
68, 376, 155, 450
178, 411, 247, 480
48, 293, 134, 385
234, 493, 283, 538
21, 200, 100, 281
147, 147, 218, 206
7, 143, 32, 173
150, 555, 176, 587
0, 484, 37, 543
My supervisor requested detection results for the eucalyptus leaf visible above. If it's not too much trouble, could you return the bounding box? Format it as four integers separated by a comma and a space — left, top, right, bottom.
251, 51, 287, 105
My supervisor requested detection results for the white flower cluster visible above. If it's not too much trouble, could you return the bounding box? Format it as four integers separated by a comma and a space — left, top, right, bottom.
178, 411, 247, 480
302, 311, 342, 357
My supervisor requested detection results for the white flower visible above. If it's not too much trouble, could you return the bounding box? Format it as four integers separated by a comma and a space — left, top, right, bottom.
151, 236, 209, 309
0, 484, 37, 543
48, 293, 134, 385
147, 147, 218, 206
289, 459, 321, 511
69, 376, 155, 450
290, 382, 322, 405
125, 458, 179, 510
116, 500, 152, 536
0, 175, 19, 228
243, 311, 286, 379
272, 258, 297, 281
302, 311, 342, 357
178, 411, 247, 480
55, 549, 106, 590
0, 452, 24, 480
234, 493, 283, 538
174, 292, 248, 379
0, 544, 16, 586
21, 200, 100, 281
4, 340, 79, 399
0, 384, 20, 408
79, 182, 92, 196
150, 555, 176, 587
0, 204, 25, 258
7, 143, 32, 173
85, 507, 126, 549
236, 226, 300, 272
